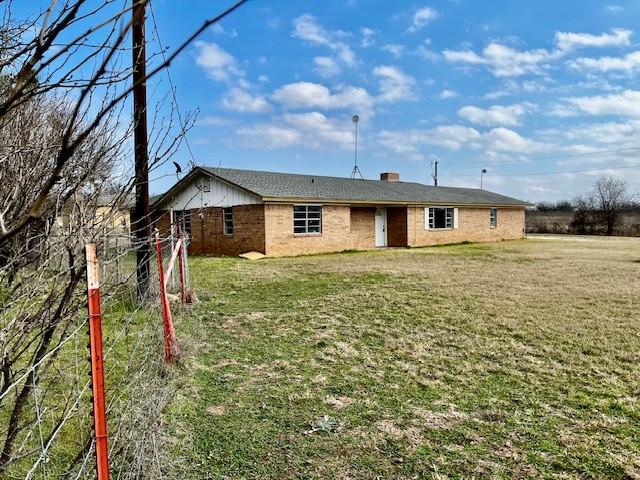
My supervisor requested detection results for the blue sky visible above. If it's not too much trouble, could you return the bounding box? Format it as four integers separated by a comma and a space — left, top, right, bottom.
23, 0, 640, 201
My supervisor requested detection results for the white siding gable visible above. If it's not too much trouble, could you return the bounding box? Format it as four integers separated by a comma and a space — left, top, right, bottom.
160, 173, 261, 210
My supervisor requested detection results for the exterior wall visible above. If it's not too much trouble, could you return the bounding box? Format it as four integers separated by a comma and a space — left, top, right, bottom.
189, 204, 265, 256
264, 204, 375, 257
154, 205, 265, 256
386, 207, 408, 247
160, 172, 261, 210
155, 204, 525, 257
407, 207, 525, 247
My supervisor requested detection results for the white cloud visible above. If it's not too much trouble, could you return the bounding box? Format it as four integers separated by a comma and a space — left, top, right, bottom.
604, 5, 624, 13
258, 75, 269, 83
555, 28, 632, 51
569, 51, 640, 73
313, 56, 341, 77
438, 89, 458, 99
221, 88, 272, 113
373, 65, 417, 102
568, 90, 640, 117
237, 112, 353, 150
408, 6, 438, 32
417, 45, 440, 61
379, 125, 546, 155
443, 29, 633, 78
237, 124, 301, 149
271, 82, 374, 115
457, 103, 534, 126
540, 119, 640, 147
360, 27, 376, 47
194, 41, 245, 83
292, 14, 356, 67
443, 43, 552, 77
381, 44, 405, 58
211, 23, 238, 37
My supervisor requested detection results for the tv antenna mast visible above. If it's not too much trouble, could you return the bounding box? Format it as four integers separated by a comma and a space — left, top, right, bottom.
350, 114, 363, 179
431, 160, 439, 186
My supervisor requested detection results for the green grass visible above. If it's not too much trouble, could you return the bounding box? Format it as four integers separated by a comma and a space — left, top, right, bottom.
166, 237, 640, 479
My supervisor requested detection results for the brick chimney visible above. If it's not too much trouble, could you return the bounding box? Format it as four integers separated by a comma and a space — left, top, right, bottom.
380, 172, 400, 182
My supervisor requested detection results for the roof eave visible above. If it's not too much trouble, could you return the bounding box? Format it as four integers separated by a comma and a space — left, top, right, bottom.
261, 196, 529, 208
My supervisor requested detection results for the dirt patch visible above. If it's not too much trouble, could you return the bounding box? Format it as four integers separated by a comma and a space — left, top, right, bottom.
206, 405, 226, 416
324, 395, 354, 409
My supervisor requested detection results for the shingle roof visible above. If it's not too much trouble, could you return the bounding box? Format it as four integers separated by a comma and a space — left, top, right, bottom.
202, 167, 529, 206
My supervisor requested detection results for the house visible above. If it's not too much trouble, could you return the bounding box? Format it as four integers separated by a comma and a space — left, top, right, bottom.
152, 166, 529, 257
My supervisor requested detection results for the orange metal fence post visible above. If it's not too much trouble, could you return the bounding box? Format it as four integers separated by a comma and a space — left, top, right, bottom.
155, 233, 178, 364
85, 244, 110, 480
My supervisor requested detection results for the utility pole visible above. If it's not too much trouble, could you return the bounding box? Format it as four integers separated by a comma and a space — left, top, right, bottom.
431, 160, 438, 186
132, 0, 150, 298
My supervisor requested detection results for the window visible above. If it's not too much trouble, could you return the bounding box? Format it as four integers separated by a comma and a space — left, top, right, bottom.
426, 207, 455, 230
174, 210, 191, 236
294, 205, 322, 234
223, 207, 233, 235
490, 208, 497, 229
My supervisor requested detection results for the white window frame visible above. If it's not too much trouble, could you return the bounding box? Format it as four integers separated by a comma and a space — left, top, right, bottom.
425, 207, 458, 230
293, 204, 322, 235
223, 207, 233, 235
490, 208, 497, 229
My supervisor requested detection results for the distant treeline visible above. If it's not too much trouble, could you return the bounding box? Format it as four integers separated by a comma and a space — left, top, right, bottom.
526, 176, 639, 237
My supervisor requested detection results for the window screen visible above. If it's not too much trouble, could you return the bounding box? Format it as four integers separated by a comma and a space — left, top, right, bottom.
293, 205, 322, 234
490, 208, 497, 228
223, 207, 233, 235
427, 207, 454, 229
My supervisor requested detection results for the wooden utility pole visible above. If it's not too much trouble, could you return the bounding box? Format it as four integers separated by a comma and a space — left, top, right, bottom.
132, 0, 150, 298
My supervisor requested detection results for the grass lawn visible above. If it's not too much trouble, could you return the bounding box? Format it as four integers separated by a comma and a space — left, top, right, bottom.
165, 237, 640, 479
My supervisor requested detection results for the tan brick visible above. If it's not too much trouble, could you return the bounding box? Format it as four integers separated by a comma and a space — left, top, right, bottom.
264, 204, 375, 257
156, 204, 525, 257
407, 207, 525, 247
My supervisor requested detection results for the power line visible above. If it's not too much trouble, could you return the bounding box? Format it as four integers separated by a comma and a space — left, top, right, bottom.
439, 146, 640, 169
148, 0, 198, 171
452, 163, 640, 179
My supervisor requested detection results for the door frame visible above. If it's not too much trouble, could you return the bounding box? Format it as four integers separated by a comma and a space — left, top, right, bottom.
374, 208, 387, 247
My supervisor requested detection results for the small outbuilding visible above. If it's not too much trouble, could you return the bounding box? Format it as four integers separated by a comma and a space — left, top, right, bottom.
152, 166, 529, 257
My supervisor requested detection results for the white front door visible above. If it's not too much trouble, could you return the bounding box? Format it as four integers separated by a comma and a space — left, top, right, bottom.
375, 208, 387, 247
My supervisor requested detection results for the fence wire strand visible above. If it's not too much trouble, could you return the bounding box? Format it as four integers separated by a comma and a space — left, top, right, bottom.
1, 225, 191, 479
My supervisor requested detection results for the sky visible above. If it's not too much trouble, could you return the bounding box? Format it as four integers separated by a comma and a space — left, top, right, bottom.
21, 0, 640, 202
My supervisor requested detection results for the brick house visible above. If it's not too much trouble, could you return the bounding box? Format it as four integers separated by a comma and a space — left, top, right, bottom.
152, 166, 529, 257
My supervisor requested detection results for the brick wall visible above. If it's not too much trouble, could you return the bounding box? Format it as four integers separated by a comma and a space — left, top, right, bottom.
192, 204, 265, 256
264, 204, 375, 257
156, 204, 525, 257
407, 207, 525, 247
155, 205, 265, 256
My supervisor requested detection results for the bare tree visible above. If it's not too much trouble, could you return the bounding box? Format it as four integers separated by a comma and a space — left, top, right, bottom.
0, 0, 247, 476
592, 176, 631, 236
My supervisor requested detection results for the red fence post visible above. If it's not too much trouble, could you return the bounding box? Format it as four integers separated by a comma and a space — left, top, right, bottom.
177, 225, 187, 304
155, 233, 178, 364
85, 244, 110, 480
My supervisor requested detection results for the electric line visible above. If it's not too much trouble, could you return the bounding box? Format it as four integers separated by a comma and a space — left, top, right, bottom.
452, 163, 640, 179
439, 146, 640, 168
148, 1, 199, 171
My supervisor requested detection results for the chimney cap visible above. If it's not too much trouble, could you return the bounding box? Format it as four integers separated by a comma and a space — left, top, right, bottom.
380, 172, 400, 182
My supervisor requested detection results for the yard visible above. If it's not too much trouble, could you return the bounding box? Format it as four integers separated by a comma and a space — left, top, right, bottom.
165, 236, 640, 479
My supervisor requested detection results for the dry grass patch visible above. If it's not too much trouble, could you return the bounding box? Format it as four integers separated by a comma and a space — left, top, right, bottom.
165, 237, 640, 479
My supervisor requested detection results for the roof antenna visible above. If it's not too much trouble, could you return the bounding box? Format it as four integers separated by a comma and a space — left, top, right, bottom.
350, 114, 363, 180
431, 159, 438, 186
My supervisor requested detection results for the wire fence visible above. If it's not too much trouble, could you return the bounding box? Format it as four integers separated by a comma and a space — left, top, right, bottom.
0, 227, 191, 479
